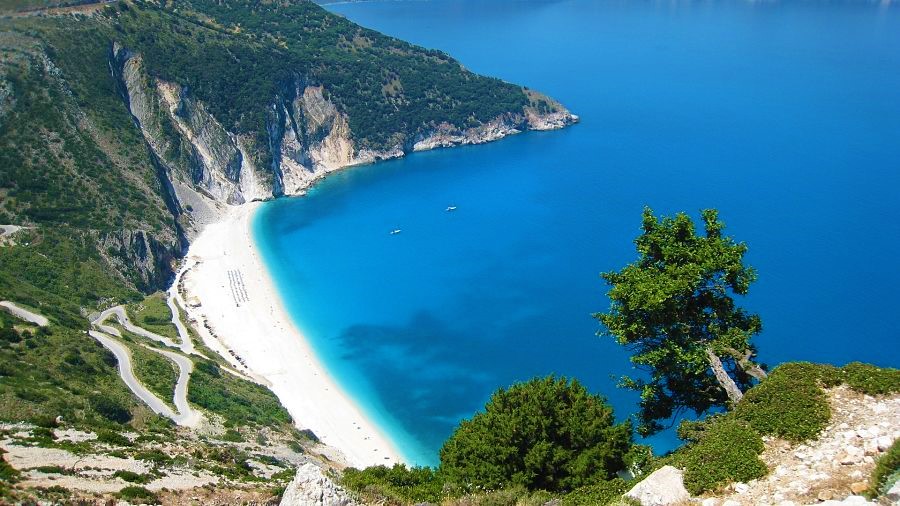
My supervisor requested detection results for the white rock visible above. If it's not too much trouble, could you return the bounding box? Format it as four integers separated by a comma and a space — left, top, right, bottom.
886, 480, 900, 502
624, 466, 690, 506
722, 501, 740, 506
733, 482, 750, 494
876, 435, 893, 451
856, 428, 871, 439
701, 498, 718, 506
279, 462, 356, 506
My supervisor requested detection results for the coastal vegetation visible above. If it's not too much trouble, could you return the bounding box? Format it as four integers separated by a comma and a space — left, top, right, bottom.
594, 207, 766, 436
439, 376, 632, 493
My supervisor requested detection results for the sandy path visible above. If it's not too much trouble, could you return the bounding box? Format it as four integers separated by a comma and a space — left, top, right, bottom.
181, 202, 403, 468
0, 301, 48, 327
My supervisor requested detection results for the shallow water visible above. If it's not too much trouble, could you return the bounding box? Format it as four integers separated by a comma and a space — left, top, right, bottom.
254, 0, 900, 466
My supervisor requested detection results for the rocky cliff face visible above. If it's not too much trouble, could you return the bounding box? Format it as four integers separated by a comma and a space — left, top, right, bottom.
109, 43, 577, 238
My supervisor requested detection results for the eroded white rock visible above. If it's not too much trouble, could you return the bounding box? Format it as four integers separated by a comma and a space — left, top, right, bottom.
624, 466, 690, 506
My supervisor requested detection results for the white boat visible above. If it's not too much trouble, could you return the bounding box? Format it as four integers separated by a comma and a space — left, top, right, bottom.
390, 229, 402, 235
446, 206, 457, 212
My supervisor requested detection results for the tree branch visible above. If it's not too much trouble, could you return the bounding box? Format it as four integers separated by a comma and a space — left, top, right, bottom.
705, 347, 743, 404
724, 346, 768, 381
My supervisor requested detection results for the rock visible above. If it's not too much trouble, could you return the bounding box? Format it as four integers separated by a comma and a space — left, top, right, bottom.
849, 482, 868, 494
733, 482, 750, 494
279, 462, 356, 506
624, 466, 690, 506
721, 501, 740, 506
842, 496, 874, 505
701, 498, 718, 506
886, 480, 900, 502
839, 446, 864, 465
818, 489, 834, 501
875, 435, 892, 452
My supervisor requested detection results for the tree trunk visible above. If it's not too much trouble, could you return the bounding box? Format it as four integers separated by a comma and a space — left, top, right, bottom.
726, 346, 768, 381
706, 347, 744, 404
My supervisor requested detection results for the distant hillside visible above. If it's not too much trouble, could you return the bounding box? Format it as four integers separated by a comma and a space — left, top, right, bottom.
0, 0, 574, 316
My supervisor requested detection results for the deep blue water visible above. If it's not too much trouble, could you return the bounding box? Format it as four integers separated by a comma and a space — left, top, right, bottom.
255, 0, 900, 466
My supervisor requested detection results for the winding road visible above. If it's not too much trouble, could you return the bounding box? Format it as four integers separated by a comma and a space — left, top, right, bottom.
89, 304, 202, 427
93, 306, 178, 348
88, 330, 181, 421
0, 301, 49, 327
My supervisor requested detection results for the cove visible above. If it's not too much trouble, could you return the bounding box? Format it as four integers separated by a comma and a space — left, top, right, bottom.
254, 0, 900, 466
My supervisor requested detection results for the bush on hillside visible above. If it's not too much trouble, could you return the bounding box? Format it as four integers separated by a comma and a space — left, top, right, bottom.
0, 449, 19, 484
90, 395, 132, 424
439, 376, 633, 493
868, 438, 900, 499
561, 478, 630, 506
839, 362, 900, 396
671, 418, 766, 494
734, 362, 832, 442
341, 464, 444, 504
116, 485, 158, 504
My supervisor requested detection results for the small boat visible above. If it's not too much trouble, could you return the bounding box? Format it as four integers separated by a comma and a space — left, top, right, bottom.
390, 229, 402, 235
446, 206, 458, 212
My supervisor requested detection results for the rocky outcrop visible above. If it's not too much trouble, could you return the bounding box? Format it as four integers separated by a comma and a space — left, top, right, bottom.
279, 462, 357, 506
625, 465, 691, 506
110, 43, 576, 217
700, 387, 899, 506
96, 229, 179, 292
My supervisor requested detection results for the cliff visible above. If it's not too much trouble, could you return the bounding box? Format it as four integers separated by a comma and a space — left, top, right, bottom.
0, 0, 576, 299
110, 44, 576, 238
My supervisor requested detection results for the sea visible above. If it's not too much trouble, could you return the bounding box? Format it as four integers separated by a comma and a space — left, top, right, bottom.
253, 0, 900, 466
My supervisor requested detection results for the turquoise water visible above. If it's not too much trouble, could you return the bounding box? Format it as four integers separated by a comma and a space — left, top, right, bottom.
254, 0, 900, 466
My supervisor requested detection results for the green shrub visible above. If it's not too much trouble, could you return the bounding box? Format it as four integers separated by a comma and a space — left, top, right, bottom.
562, 478, 629, 505
451, 485, 553, 506
672, 418, 766, 494
113, 470, 150, 484
341, 464, 444, 504
222, 429, 244, 442
34, 465, 67, 474
839, 362, 900, 396
29, 426, 56, 444
868, 438, 900, 499
133, 449, 171, 466
440, 376, 633, 493
97, 429, 132, 447
90, 395, 132, 424
116, 485, 158, 504
0, 449, 19, 484
734, 362, 832, 442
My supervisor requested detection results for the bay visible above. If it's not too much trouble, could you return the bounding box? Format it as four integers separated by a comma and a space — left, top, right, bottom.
255, 0, 900, 466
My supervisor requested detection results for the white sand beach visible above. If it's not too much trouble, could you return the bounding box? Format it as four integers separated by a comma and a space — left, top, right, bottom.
179, 202, 402, 468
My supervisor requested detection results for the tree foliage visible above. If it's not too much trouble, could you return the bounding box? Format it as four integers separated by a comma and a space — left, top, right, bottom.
439, 376, 632, 493
595, 208, 765, 436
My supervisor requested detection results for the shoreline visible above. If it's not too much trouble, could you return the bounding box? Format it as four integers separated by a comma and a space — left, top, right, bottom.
178, 202, 404, 468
